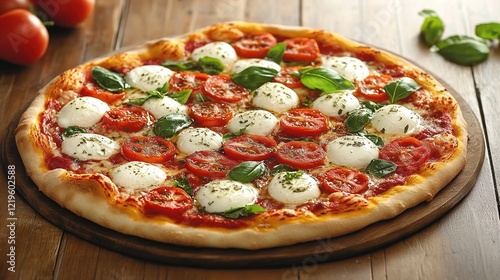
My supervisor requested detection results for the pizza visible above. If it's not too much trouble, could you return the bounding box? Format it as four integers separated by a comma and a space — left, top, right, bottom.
15, 22, 467, 250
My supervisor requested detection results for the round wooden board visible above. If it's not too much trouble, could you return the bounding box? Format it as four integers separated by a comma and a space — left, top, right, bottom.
2, 82, 484, 269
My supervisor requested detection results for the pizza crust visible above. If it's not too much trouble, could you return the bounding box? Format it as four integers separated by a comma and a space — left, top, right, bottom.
15, 22, 468, 250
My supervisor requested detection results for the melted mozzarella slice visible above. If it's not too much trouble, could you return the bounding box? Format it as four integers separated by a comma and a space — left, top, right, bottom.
227, 110, 278, 136
110, 161, 167, 190
125, 65, 174, 92
61, 133, 120, 161
57, 96, 110, 128
142, 96, 188, 119
195, 180, 258, 213
268, 172, 320, 204
321, 56, 369, 82
312, 91, 360, 117
371, 104, 422, 134
252, 82, 299, 113
326, 135, 379, 169
191, 41, 238, 67
231, 58, 281, 74
176, 127, 223, 155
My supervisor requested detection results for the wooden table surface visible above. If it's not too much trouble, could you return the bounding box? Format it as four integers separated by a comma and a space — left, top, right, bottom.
1, 0, 499, 279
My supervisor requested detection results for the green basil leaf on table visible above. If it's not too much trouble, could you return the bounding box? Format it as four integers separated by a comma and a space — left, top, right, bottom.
227, 161, 266, 183
344, 108, 373, 133
62, 126, 87, 138
431, 35, 490, 65
384, 77, 421, 103
153, 114, 193, 138
265, 42, 286, 64
91, 66, 129, 92
299, 67, 355, 93
231, 66, 279, 90
198, 56, 224, 75
220, 204, 266, 219
366, 159, 397, 178
475, 22, 500, 40
418, 9, 445, 45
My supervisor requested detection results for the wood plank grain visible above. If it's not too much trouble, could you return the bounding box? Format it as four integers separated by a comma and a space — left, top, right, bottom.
54, 234, 100, 280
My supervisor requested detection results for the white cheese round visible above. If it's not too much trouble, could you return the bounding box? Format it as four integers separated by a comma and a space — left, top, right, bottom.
125, 65, 174, 92
142, 96, 188, 119
231, 58, 281, 74
326, 135, 379, 169
191, 41, 238, 67
312, 91, 360, 117
57, 96, 110, 128
176, 127, 223, 155
110, 161, 167, 190
371, 104, 422, 134
252, 82, 300, 113
321, 56, 369, 82
268, 172, 320, 205
195, 180, 258, 213
61, 133, 120, 161
227, 110, 279, 136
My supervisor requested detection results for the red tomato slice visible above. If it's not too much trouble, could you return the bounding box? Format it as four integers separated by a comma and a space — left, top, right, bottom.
273, 66, 304, 88
379, 137, 431, 176
169, 71, 209, 93
189, 102, 233, 127
203, 75, 249, 103
318, 168, 369, 194
355, 74, 393, 102
280, 108, 329, 137
102, 106, 154, 132
276, 141, 326, 169
80, 83, 126, 104
143, 187, 193, 216
184, 38, 208, 54
282, 38, 320, 63
232, 32, 277, 58
122, 136, 176, 164
185, 150, 239, 178
223, 134, 277, 161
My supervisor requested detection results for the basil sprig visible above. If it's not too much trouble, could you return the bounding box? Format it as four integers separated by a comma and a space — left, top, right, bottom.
162, 56, 224, 75
126, 83, 191, 106
270, 164, 295, 176
220, 204, 266, 219
173, 176, 193, 196
153, 114, 193, 138
430, 35, 490, 66
344, 108, 373, 133
475, 22, 500, 40
227, 161, 266, 183
62, 126, 86, 138
384, 77, 421, 103
418, 9, 444, 46
91, 66, 129, 92
299, 67, 354, 93
366, 159, 397, 178
231, 66, 279, 90
265, 42, 286, 64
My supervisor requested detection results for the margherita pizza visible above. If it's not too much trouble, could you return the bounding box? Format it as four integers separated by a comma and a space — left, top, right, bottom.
15, 22, 467, 249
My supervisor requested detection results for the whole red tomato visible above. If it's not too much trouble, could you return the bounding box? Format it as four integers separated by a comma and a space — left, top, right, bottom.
34, 0, 95, 27
0, 0, 31, 15
0, 9, 49, 65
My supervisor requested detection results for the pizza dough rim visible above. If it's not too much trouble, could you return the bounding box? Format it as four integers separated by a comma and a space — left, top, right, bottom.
15, 22, 468, 250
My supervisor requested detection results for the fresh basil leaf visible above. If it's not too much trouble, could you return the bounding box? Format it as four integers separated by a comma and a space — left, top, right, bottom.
366, 159, 397, 178
284, 170, 304, 181
270, 164, 295, 176
355, 132, 385, 147
345, 108, 373, 133
265, 42, 286, 64
168, 89, 192, 104
173, 176, 193, 196
91, 66, 128, 92
361, 100, 384, 112
162, 60, 198, 71
299, 67, 355, 93
195, 93, 210, 103
231, 66, 279, 90
227, 161, 266, 183
475, 22, 500, 40
418, 9, 445, 45
199, 56, 224, 75
220, 204, 266, 219
125, 96, 151, 106
62, 126, 86, 138
431, 35, 490, 66
223, 125, 248, 140
153, 114, 193, 138
384, 77, 421, 103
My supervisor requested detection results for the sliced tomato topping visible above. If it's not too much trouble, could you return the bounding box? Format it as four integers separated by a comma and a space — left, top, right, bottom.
318, 168, 369, 194
354, 74, 393, 102
101, 106, 154, 132
143, 187, 193, 217
276, 141, 326, 169
280, 108, 329, 137
232, 32, 277, 58
282, 38, 320, 63
223, 134, 277, 161
203, 75, 249, 103
273, 66, 303, 88
80, 83, 125, 104
169, 71, 209, 94
185, 150, 239, 178
189, 102, 234, 127
122, 136, 176, 164
184, 38, 208, 54
379, 137, 431, 176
